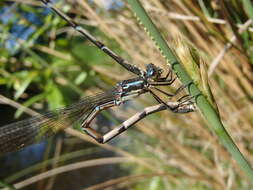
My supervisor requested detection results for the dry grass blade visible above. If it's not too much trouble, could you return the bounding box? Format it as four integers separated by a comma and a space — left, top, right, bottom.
84, 173, 209, 190
1, 157, 131, 190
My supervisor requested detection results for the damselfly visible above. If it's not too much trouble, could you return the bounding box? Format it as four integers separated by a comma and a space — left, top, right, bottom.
0, 0, 194, 153
0, 76, 194, 153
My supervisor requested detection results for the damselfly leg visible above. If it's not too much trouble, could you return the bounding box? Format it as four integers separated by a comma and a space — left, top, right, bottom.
80, 100, 119, 142
82, 99, 195, 143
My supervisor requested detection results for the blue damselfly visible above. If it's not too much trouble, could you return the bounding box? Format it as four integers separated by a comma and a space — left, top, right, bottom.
0, 0, 195, 153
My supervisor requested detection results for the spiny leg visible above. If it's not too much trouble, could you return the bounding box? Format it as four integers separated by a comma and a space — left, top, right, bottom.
157, 67, 173, 81
148, 90, 177, 111
174, 81, 194, 102
150, 81, 191, 98
176, 92, 201, 106
150, 78, 176, 86
149, 80, 194, 111
177, 95, 192, 103
40, 0, 143, 76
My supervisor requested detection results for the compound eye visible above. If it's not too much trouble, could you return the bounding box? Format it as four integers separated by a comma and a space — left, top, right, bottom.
146, 64, 156, 77
147, 68, 154, 77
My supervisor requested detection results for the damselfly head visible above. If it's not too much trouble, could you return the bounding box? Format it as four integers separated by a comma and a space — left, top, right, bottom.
145, 63, 163, 79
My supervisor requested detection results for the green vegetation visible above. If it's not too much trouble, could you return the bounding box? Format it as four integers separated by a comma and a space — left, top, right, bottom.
1, 0, 253, 189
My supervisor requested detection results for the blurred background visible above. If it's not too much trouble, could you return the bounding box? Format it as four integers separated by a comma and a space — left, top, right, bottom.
0, 0, 253, 189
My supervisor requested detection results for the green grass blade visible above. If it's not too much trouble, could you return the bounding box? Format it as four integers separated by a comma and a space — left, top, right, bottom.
126, 0, 253, 182
242, 0, 253, 20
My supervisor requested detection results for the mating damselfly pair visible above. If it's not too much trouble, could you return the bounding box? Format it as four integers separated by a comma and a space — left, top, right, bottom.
0, 0, 195, 153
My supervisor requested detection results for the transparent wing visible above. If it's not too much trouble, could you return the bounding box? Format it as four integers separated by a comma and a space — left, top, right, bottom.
0, 88, 117, 153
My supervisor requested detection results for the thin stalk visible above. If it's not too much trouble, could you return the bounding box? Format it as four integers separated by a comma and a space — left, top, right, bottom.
126, 0, 253, 182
